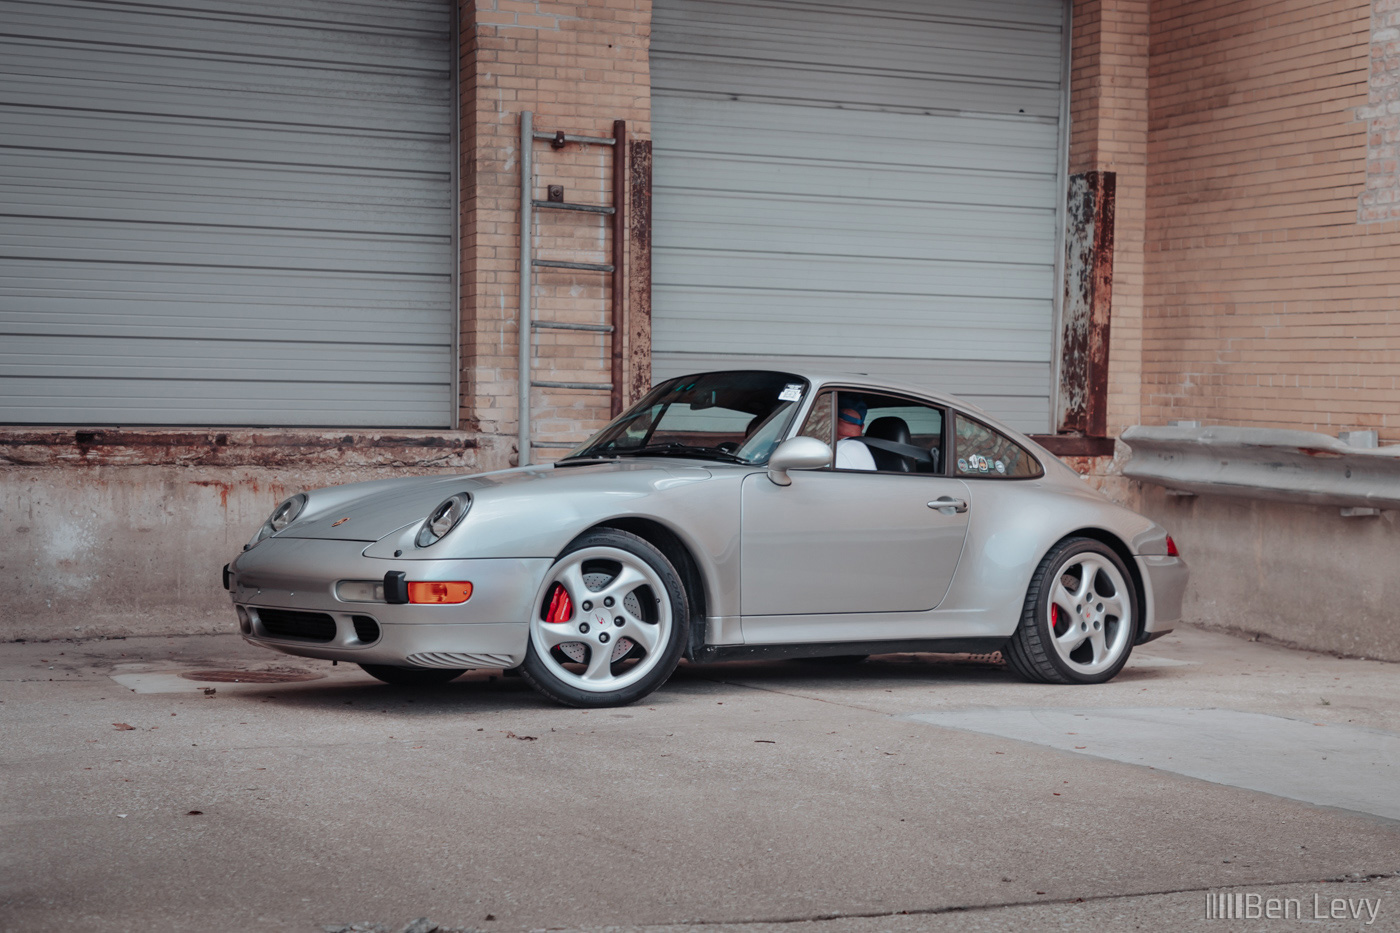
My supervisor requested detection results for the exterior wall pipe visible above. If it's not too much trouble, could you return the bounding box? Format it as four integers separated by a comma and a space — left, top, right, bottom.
611, 120, 626, 417
518, 110, 533, 466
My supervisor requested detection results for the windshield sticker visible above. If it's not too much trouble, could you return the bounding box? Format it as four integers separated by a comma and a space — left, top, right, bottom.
957, 458, 968, 472
778, 384, 804, 402
995, 460, 1006, 475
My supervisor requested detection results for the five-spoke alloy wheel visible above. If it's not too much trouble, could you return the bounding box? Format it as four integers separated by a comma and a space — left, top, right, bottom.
1004, 537, 1138, 684
521, 528, 689, 707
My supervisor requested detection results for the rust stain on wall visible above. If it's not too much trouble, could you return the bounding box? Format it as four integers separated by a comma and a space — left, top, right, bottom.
1058, 171, 1115, 437
0, 429, 480, 469
627, 138, 653, 407
191, 479, 233, 508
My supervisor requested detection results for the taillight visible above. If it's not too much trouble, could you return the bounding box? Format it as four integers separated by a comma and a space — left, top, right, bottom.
1165, 535, 1180, 557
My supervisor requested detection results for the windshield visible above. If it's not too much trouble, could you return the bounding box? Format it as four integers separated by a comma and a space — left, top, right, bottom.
563, 371, 811, 464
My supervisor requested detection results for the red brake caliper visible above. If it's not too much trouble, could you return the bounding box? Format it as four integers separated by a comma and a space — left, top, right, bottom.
545, 583, 573, 624
1050, 603, 1061, 633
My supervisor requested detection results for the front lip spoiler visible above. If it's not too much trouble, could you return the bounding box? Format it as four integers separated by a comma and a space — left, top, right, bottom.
238, 618, 530, 670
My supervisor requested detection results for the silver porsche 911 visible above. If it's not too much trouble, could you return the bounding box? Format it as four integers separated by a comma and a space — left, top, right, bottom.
226, 370, 1188, 707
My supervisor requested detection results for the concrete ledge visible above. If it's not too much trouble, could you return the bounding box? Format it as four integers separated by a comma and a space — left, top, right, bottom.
0, 428, 484, 469
1028, 433, 1116, 457
1121, 424, 1400, 512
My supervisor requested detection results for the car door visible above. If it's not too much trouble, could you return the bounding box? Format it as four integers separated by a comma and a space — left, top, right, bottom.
739, 389, 972, 618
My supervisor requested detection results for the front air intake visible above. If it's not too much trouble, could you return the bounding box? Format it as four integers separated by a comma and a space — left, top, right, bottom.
257, 608, 336, 642
352, 616, 381, 644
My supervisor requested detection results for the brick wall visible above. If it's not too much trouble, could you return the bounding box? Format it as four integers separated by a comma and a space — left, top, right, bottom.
1143, 0, 1400, 440
460, 0, 651, 467
1068, 0, 1150, 438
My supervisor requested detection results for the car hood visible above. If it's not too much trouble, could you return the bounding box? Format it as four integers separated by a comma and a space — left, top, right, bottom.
270, 459, 721, 543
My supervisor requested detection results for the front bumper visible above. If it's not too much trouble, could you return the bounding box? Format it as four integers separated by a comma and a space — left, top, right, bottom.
229, 536, 551, 669
1134, 553, 1189, 640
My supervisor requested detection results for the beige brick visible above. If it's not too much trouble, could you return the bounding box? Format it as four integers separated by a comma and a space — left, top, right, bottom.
1132, 0, 1400, 442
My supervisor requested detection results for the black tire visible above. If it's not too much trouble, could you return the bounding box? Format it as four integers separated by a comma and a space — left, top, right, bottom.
358, 664, 467, 686
521, 528, 689, 708
1003, 537, 1139, 685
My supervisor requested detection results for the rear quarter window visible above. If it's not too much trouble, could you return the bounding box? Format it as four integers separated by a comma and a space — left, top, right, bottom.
954, 414, 1042, 479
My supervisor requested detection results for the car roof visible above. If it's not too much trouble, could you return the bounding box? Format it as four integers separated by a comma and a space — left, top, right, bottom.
798, 370, 989, 417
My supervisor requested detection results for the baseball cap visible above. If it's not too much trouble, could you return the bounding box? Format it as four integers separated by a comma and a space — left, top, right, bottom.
838, 400, 867, 425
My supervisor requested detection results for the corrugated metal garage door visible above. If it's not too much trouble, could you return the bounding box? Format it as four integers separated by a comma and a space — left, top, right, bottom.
650, 0, 1067, 433
0, 0, 454, 427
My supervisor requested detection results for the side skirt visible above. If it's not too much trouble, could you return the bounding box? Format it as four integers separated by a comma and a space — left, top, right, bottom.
692, 637, 1008, 664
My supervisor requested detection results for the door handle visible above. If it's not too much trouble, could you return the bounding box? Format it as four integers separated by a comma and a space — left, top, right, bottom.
928, 497, 968, 514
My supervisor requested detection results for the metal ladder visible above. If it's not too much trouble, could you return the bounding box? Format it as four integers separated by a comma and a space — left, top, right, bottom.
518, 111, 626, 465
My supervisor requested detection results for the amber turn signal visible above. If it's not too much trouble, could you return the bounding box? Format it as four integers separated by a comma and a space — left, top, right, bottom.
406, 581, 473, 604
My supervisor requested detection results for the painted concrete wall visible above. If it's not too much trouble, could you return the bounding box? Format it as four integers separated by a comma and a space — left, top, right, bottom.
1, 433, 481, 642
1134, 483, 1400, 662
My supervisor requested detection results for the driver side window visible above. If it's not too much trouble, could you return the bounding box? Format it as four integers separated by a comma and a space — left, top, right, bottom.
800, 390, 945, 474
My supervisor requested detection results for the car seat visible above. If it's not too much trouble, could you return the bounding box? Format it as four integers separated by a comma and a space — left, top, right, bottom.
864, 416, 915, 472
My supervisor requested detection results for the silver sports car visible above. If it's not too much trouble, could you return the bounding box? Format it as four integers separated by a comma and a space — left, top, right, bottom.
226, 370, 1188, 707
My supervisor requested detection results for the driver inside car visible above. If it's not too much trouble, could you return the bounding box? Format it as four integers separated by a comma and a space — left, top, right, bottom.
834, 400, 876, 470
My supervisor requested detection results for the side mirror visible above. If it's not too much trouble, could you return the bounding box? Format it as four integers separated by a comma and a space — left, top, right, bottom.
766, 436, 833, 486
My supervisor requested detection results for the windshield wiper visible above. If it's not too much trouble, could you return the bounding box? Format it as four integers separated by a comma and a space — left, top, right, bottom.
553, 455, 618, 466
612, 443, 746, 463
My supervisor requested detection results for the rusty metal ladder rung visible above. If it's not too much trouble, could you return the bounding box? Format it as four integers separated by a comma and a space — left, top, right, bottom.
532, 199, 615, 216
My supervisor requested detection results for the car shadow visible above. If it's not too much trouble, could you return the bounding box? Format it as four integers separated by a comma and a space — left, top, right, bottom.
225, 652, 1177, 714
220, 670, 559, 716
672, 652, 1178, 690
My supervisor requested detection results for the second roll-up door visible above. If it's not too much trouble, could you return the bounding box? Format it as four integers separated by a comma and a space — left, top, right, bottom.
650, 0, 1067, 433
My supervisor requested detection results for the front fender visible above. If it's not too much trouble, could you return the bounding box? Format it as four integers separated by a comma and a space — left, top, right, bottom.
370, 465, 751, 619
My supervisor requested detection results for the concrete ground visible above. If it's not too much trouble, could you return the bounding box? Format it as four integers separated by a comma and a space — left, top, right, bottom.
1, 625, 1397, 933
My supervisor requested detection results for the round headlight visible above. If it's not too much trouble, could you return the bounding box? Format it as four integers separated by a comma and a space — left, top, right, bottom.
416, 493, 471, 548
256, 493, 307, 542
269, 495, 305, 531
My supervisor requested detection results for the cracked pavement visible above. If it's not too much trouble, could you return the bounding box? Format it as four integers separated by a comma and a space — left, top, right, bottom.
1, 625, 1397, 932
